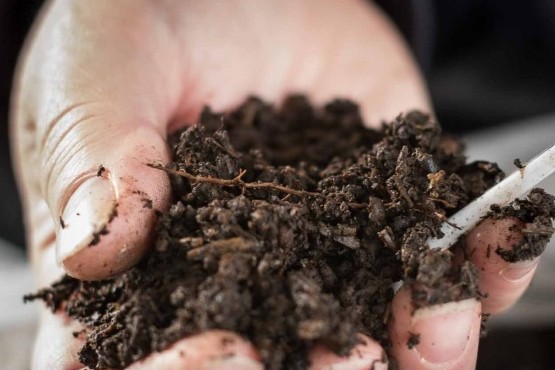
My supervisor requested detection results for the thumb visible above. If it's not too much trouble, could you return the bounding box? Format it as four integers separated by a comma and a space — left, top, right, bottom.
12, 1, 180, 280
388, 287, 481, 370
54, 125, 170, 280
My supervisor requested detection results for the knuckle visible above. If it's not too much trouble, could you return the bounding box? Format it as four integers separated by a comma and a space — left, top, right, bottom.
38, 102, 106, 208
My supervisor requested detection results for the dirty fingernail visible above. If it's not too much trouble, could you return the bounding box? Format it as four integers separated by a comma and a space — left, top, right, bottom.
56, 176, 117, 264
411, 298, 479, 365
201, 356, 263, 370
499, 258, 539, 282
323, 358, 388, 370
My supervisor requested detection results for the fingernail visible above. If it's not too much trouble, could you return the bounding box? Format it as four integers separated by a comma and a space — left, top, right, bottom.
323, 358, 388, 370
411, 298, 478, 365
201, 355, 263, 370
56, 176, 117, 263
499, 259, 539, 282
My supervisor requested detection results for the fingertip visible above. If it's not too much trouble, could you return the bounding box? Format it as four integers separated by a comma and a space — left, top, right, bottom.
126, 330, 261, 370
59, 138, 171, 280
56, 174, 119, 270
389, 286, 481, 370
466, 217, 524, 262
308, 334, 387, 370
466, 218, 539, 314
62, 170, 169, 280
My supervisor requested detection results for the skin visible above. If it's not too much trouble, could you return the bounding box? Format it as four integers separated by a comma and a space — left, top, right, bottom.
10, 1, 543, 369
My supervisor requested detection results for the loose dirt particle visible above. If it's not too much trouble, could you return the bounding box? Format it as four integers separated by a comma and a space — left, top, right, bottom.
407, 332, 420, 349
88, 204, 118, 246
141, 198, 153, 209
97, 165, 106, 177
480, 313, 492, 337
513, 158, 525, 169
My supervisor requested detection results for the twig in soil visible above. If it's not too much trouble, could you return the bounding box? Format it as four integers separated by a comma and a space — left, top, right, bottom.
392, 174, 414, 207
432, 212, 461, 230
97, 321, 119, 339
427, 197, 457, 208
521, 226, 555, 236
148, 162, 321, 197
209, 138, 240, 159
186, 237, 258, 260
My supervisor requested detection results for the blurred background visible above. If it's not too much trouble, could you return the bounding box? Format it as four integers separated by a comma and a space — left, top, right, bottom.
1, 1, 554, 369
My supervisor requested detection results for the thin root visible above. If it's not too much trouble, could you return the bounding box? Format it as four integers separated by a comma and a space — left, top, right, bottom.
148, 162, 320, 197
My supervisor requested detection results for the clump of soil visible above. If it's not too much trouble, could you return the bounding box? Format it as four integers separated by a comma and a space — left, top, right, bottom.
489, 188, 555, 262
24, 96, 555, 370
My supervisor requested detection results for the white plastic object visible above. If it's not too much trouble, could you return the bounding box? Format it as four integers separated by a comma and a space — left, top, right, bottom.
428, 142, 555, 250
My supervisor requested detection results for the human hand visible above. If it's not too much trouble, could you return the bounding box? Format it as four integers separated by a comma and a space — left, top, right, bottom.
11, 1, 539, 369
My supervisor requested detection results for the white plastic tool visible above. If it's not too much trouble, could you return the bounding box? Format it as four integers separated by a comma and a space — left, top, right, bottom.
428, 142, 555, 250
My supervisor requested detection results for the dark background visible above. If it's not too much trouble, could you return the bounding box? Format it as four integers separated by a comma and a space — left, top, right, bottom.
0, 0, 41, 248
1, 1, 554, 369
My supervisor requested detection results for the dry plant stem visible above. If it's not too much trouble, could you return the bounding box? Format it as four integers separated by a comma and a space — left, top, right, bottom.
147, 162, 321, 197
149, 163, 460, 227
521, 226, 555, 236
428, 142, 555, 249
186, 237, 258, 260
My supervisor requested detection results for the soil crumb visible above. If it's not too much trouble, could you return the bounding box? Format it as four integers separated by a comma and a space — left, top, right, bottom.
97, 164, 106, 177
490, 188, 555, 262
24, 96, 554, 369
407, 332, 420, 349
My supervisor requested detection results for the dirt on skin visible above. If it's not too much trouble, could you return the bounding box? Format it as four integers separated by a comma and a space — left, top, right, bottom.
24, 96, 555, 370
